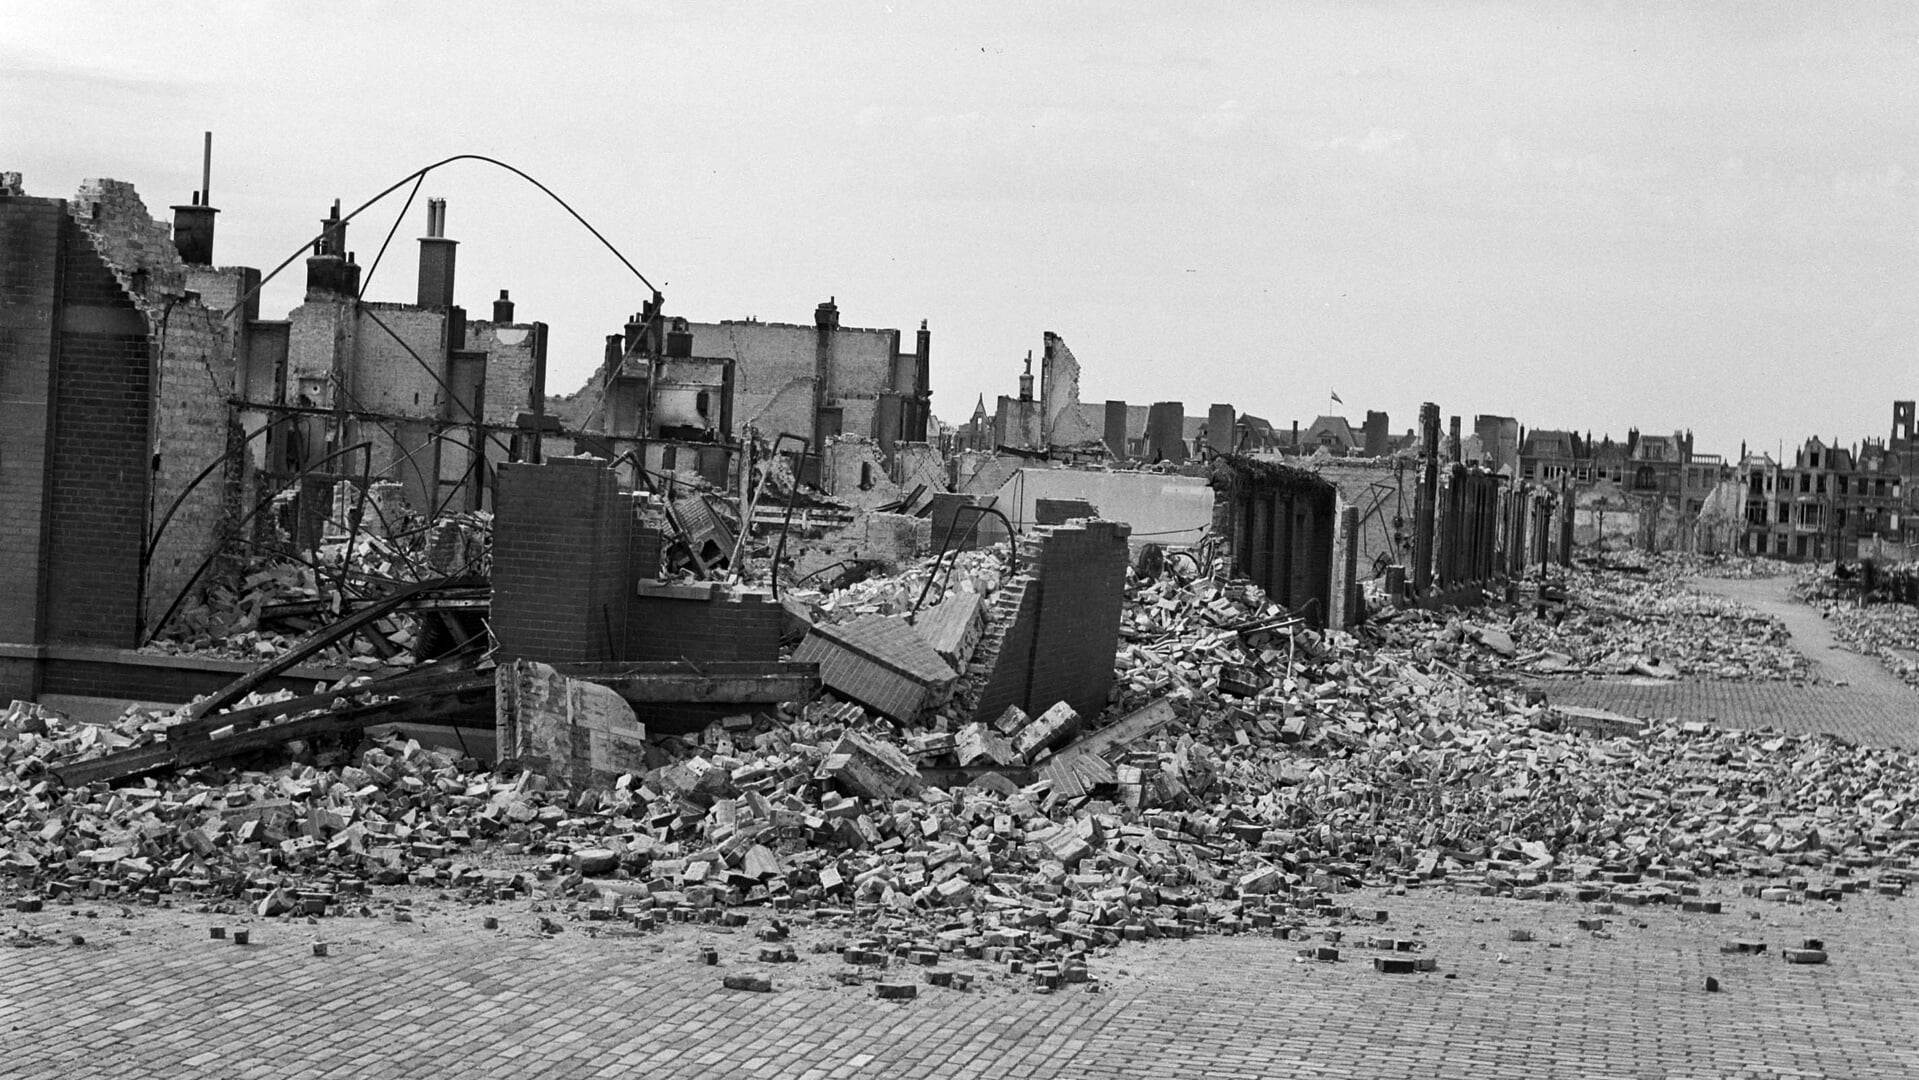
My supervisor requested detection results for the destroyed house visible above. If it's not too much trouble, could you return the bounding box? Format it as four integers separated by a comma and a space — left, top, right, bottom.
555, 298, 932, 484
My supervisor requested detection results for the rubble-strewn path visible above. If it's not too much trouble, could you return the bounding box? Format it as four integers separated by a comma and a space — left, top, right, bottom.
1695, 576, 1915, 695
1535, 575, 1919, 750
4, 882, 1917, 1079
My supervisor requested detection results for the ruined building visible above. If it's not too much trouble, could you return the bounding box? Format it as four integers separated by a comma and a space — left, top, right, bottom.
0, 163, 548, 700
1736, 403, 1916, 560
554, 298, 932, 483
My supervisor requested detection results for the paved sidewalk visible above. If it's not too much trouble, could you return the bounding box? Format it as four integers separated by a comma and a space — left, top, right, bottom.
4, 881, 1917, 1080
1532, 576, 1919, 750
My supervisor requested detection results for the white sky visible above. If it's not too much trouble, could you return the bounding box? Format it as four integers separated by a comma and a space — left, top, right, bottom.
4, 1, 1914, 460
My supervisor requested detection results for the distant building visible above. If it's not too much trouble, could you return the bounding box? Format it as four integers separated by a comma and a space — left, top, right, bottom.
1737, 405, 1915, 559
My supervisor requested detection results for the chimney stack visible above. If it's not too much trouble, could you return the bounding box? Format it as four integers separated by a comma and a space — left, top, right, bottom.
305, 198, 360, 298
493, 289, 515, 323
170, 131, 218, 265
416, 197, 458, 308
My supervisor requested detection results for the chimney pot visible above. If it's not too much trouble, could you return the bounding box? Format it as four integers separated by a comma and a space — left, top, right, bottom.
493, 289, 515, 323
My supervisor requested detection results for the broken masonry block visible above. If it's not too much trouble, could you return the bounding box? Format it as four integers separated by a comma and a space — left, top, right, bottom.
1720, 940, 1767, 955
1782, 948, 1828, 965
874, 982, 917, 1000
914, 592, 986, 672
819, 731, 923, 802
955, 721, 1017, 768
992, 705, 1030, 737
723, 975, 773, 992
1014, 701, 1082, 763
496, 661, 648, 790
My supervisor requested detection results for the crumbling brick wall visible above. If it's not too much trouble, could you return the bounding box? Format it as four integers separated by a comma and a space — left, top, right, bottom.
968, 520, 1131, 724
67, 180, 245, 635
144, 297, 241, 629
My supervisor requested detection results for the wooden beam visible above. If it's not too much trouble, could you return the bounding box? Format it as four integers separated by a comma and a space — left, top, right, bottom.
184, 579, 485, 720
53, 665, 493, 787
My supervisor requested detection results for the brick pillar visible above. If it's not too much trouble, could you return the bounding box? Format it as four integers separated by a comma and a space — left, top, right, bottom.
1207, 403, 1236, 454
491, 456, 630, 663
1104, 400, 1129, 460
1336, 504, 1360, 627
1412, 403, 1439, 597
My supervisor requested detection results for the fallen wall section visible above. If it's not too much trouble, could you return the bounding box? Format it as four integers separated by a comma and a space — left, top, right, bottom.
968, 520, 1131, 724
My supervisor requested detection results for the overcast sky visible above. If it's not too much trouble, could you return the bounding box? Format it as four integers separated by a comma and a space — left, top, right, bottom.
5, 2, 1914, 460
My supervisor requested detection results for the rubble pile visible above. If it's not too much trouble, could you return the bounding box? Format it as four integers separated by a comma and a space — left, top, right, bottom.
790, 547, 1011, 623
147, 512, 491, 666
1456, 564, 1812, 682
1657, 553, 1807, 581
7, 563, 1916, 964
1798, 573, 1919, 692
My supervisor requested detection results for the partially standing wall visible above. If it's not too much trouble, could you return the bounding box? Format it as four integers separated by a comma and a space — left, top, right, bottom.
1214, 456, 1338, 627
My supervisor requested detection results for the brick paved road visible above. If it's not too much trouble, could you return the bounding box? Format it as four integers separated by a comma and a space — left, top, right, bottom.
5, 879, 1917, 1079
1533, 576, 1919, 750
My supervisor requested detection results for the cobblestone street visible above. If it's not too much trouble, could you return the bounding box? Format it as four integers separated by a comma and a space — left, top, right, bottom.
6, 576, 1919, 1080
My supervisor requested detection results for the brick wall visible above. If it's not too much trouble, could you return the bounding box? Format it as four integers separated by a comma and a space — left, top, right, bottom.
1221, 457, 1339, 627
44, 218, 151, 648
693, 318, 902, 445
625, 586, 782, 664
67, 183, 248, 636
0, 196, 63, 650
145, 296, 240, 629
286, 298, 354, 405
969, 520, 1130, 724
492, 457, 629, 663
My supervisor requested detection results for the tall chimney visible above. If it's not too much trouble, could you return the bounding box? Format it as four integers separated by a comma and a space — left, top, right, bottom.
416, 197, 458, 308
170, 131, 218, 265
493, 289, 515, 323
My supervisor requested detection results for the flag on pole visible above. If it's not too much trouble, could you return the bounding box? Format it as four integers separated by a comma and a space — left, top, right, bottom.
1330, 390, 1343, 404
